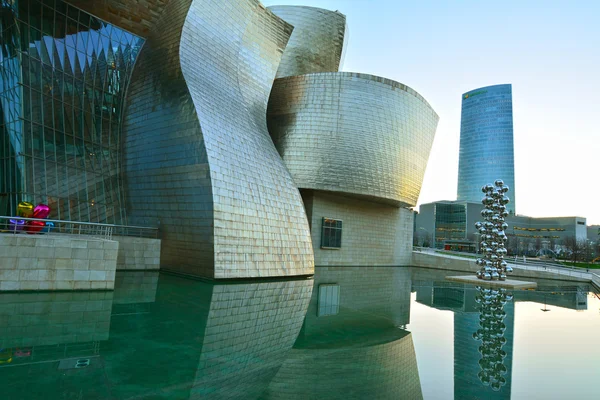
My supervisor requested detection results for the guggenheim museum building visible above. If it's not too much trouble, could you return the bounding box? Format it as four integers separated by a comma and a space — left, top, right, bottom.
0, 0, 439, 279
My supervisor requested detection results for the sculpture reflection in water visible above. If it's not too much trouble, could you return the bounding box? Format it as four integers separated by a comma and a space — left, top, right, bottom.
472, 286, 514, 391
475, 179, 512, 280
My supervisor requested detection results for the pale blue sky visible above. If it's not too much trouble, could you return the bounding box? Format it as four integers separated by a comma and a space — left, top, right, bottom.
263, 0, 600, 224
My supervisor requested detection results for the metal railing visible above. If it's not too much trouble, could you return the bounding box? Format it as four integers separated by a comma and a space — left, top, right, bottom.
591, 273, 600, 292
0, 216, 158, 240
413, 247, 593, 280
507, 259, 592, 280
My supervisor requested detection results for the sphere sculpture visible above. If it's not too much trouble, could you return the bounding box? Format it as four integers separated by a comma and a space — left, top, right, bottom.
473, 286, 513, 391
475, 179, 512, 280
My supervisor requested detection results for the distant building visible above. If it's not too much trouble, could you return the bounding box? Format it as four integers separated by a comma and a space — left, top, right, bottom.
414, 201, 482, 250
587, 225, 600, 244
415, 200, 587, 252
457, 84, 516, 214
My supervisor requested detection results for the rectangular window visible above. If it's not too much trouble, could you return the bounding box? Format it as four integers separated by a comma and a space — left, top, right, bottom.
317, 284, 340, 316
321, 218, 342, 249
577, 221, 585, 225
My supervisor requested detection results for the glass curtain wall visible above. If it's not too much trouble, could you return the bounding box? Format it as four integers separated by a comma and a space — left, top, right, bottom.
0, 0, 143, 223
434, 203, 467, 249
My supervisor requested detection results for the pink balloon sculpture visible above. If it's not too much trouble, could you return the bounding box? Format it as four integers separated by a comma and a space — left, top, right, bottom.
25, 204, 51, 234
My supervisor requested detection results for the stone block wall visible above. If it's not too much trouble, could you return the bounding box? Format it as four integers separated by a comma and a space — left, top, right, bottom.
0, 291, 112, 348
0, 234, 118, 291
114, 237, 161, 271
305, 191, 414, 266
113, 271, 159, 304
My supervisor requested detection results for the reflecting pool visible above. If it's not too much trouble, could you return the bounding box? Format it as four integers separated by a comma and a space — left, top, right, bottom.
0, 267, 598, 399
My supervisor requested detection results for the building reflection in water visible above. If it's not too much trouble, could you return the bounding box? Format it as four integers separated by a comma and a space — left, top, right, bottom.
415, 280, 515, 400
0, 269, 593, 399
413, 275, 589, 400
261, 267, 423, 400
0, 272, 313, 400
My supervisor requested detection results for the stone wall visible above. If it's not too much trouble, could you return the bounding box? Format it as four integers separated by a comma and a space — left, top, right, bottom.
114, 237, 161, 271
0, 290, 112, 348
306, 191, 414, 266
0, 234, 117, 291
113, 271, 159, 304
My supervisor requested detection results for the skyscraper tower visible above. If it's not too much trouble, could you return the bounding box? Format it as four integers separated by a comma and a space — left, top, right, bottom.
457, 84, 516, 214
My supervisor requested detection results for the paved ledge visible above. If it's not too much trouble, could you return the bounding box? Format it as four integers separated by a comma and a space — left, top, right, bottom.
446, 275, 537, 289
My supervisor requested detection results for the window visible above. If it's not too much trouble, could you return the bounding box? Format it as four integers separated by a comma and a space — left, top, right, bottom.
317, 284, 340, 316
321, 218, 342, 249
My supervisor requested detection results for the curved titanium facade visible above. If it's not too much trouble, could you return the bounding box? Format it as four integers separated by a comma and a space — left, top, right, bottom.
123, 0, 314, 278
268, 6, 347, 78
458, 84, 516, 213
0, 0, 143, 223
64, 0, 173, 38
267, 73, 439, 208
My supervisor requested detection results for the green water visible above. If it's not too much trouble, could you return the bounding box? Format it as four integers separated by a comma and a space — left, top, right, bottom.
0, 267, 598, 399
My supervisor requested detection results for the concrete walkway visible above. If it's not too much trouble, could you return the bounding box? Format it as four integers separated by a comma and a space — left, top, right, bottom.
412, 248, 597, 288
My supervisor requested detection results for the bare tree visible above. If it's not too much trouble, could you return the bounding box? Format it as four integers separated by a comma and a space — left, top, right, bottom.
521, 237, 532, 257
535, 237, 542, 253
562, 236, 589, 262
581, 240, 593, 262
506, 234, 518, 256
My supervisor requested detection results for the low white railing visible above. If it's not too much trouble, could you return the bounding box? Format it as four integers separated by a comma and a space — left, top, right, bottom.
0, 216, 158, 240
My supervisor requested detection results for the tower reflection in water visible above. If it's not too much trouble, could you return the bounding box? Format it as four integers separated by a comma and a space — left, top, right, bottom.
414, 279, 515, 400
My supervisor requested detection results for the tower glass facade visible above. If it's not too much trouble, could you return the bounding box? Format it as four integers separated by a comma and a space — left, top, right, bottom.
457, 84, 515, 213
0, 0, 143, 223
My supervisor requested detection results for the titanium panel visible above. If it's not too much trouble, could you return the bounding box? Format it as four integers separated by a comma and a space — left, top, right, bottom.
123, 0, 314, 278
64, 0, 173, 38
268, 6, 347, 78
267, 72, 439, 208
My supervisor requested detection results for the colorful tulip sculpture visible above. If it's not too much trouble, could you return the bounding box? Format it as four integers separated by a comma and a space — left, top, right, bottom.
9, 201, 52, 234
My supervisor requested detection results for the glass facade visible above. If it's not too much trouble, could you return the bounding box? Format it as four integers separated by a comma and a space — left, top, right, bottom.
0, 0, 143, 222
434, 202, 466, 249
457, 84, 516, 214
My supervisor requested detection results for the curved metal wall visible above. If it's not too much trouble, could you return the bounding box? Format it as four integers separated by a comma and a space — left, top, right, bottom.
123, 0, 314, 278
267, 72, 439, 208
65, 0, 173, 37
268, 6, 347, 78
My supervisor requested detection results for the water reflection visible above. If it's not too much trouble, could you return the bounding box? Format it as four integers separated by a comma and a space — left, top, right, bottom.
261, 267, 423, 400
0, 274, 312, 399
472, 287, 512, 393
412, 268, 596, 399
414, 281, 515, 399
0, 268, 598, 399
